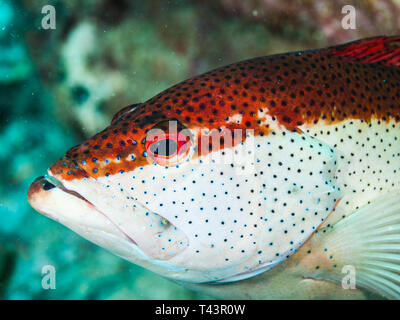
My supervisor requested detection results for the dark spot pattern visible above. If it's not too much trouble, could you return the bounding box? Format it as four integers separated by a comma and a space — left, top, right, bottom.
50, 36, 400, 181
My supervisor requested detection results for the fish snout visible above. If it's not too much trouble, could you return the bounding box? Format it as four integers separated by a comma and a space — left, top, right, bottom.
27, 176, 59, 215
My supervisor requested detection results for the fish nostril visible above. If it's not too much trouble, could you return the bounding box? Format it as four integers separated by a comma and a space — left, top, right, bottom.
42, 180, 56, 191
34, 176, 45, 182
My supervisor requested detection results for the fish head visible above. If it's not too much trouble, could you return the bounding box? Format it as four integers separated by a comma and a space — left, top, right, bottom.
28, 64, 342, 283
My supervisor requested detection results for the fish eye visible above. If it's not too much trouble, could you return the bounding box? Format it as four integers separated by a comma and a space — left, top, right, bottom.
145, 120, 193, 166
149, 138, 178, 157
146, 133, 191, 166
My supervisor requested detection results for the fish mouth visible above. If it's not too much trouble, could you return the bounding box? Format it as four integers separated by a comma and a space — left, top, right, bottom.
27, 174, 138, 246
28, 173, 189, 263
30, 175, 90, 203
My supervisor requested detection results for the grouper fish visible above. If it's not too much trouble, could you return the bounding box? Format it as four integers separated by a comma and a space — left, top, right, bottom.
28, 36, 400, 299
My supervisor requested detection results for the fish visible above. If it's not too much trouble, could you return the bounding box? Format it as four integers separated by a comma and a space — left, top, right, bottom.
28, 36, 400, 299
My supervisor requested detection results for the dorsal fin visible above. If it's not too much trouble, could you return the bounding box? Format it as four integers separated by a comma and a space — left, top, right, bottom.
329, 36, 400, 69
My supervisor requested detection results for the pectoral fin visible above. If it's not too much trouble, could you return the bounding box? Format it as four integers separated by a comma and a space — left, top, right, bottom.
299, 191, 400, 299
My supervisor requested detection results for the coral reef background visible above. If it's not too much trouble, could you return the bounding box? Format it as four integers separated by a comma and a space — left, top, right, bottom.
0, 0, 399, 299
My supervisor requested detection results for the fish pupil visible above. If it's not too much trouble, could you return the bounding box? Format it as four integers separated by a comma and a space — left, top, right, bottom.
150, 139, 177, 157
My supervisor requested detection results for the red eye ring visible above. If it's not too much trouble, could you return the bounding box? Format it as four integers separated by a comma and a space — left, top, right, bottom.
145, 132, 190, 164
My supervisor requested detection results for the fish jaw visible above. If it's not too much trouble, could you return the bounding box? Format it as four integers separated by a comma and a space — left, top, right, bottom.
27, 171, 253, 283
27, 173, 193, 278
27, 175, 144, 260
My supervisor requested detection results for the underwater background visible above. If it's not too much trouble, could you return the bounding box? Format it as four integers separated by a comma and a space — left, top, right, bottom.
1, 0, 399, 299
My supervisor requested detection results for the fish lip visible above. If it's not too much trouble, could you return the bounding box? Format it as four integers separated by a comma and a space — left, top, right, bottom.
47, 175, 90, 203
41, 173, 139, 247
